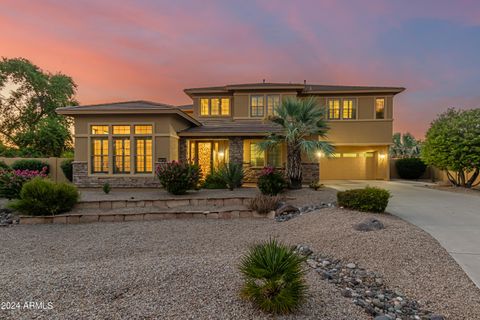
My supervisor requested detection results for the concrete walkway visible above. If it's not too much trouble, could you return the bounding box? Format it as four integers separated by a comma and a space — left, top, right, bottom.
325, 180, 480, 288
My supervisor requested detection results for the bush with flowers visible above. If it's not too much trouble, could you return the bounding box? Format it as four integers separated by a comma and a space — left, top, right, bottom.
156, 161, 201, 195
0, 167, 48, 199
257, 166, 287, 196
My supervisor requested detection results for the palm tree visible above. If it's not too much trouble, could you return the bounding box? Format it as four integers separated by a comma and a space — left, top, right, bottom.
259, 97, 333, 189
390, 132, 421, 158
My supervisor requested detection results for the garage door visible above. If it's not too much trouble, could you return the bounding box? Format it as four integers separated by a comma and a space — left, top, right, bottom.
320, 152, 376, 180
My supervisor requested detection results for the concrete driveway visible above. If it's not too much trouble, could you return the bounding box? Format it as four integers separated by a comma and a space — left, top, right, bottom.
325, 180, 480, 288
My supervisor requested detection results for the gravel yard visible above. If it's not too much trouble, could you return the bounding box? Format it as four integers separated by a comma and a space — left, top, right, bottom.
1, 208, 480, 319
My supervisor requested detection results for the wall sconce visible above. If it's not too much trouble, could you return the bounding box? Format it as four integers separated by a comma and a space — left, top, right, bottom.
378, 153, 387, 160
316, 151, 324, 158
218, 151, 225, 158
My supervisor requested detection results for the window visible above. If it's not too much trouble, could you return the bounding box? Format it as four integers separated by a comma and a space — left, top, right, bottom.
328, 99, 341, 119
113, 138, 130, 173
134, 125, 152, 134
112, 125, 130, 135
342, 99, 356, 119
210, 98, 220, 115
91, 125, 109, 135
343, 153, 358, 158
266, 145, 282, 167
250, 95, 264, 117
135, 137, 153, 173
266, 95, 280, 116
221, 98, 230, 115
250, 143, 265, 167
200, 98, 209, 115
91, 138, 109, 173
375, 98, 385, 119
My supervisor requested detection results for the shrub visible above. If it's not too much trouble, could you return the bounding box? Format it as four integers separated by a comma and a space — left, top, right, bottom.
239, 239, 307, 314
202, 171, 227, 189
218, 162, 244, 190
11, 159, 50, 174
9, 178, 79, 216
60, 159, 74, 182
0, 161, 9, 170
103, 182, 111, 194
0, 167, 48, 199
257, 167, 287, 196
248, 194, 282, 214
156, 161, 201, 195
309, 180, 324, 190
337, 187, 390, 213
395, 157, 427, 180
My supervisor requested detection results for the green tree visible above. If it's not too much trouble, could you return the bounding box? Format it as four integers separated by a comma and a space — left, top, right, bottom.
259, 97, 333, 189
422, 108, 480, 188
0, 57, 77, 155
390, 132, 421, 158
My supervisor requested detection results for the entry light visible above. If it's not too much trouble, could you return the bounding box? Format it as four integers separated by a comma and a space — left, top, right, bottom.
379, 153, 387, 160
316, 151, 324, 158
218, 152, 225, 158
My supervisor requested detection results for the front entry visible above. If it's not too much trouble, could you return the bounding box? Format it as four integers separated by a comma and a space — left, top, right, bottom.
188, 140, 229, 177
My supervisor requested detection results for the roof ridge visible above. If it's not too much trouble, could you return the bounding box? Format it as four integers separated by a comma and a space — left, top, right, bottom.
66, 100, 177, 109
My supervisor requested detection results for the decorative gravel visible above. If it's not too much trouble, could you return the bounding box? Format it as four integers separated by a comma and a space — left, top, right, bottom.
1, 208, 479, 319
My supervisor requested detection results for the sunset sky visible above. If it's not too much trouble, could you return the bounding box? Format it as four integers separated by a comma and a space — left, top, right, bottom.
1, 0, 479, 137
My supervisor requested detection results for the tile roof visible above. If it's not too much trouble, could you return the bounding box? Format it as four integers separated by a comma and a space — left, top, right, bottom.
184, 82, 405, 95
178, 121, 284, 136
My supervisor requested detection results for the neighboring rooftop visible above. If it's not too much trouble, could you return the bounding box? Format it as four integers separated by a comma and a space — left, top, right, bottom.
184, 82, 405, 96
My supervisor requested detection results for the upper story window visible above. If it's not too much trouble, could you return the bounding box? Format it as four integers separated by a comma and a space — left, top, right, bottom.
266, 95, 280, 116
112, 125, 130, 135
328, 99, 341, 120
199, 98, 230, 116
375, 98, 385, 119
342, 99, 356, 119
328, 98, 356, 120
250, 95, 265, 117
91, 125, 109, 135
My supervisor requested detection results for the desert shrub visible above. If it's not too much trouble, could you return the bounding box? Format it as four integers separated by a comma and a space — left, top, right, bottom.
239, 238, 307, 314
202, 171, 227, 189
11, 159, 50, 174
60, 159, 74, 182
395, 157, 426, 180
0, 161, 10, 170
0, 167, 48, 199
309, 180, 323, 190
156, 161, 201, 195
257, 167, 287, 196
337, 187, 390, 213
218, 162, 244, 190
248, 194, 282, 214
9, 178, 79, 216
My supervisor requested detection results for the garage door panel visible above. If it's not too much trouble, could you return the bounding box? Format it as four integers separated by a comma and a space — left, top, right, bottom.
320, 155, 375, 180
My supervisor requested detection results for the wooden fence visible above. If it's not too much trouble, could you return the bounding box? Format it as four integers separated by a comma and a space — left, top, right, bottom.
0, 157, 70, 183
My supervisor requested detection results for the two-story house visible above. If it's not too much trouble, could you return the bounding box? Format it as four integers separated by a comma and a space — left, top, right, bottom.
57, 82, 404, 187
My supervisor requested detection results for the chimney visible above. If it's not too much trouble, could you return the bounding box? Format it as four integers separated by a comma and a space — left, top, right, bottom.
304, 79, 307, 86
263, 79, 265, 83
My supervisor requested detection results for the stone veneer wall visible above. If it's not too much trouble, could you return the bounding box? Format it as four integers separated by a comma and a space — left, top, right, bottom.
244, 163, 320, 185
178, 137, 187, 162
228, 137, 244, 165
72, 161, 161, 188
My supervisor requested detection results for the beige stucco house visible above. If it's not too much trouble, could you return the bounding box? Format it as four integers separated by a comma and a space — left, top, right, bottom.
56, 82, 404, 187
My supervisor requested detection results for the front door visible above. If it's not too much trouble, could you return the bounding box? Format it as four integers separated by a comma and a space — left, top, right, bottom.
197, 141, 213, 176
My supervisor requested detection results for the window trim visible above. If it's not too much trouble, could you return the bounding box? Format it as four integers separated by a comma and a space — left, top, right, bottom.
374, 97, 386, 119
249, 141, 283, 168
87, 123, 155, 176
326, 97, 358, 120
266, 94, 281, 116
250, 95, 265, 117
198, 97, 231, 117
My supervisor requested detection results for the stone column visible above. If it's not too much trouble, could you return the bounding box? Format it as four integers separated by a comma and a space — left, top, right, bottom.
228, 137, 243, 165
301, 162, 320, 184
178, 137, 188, 162
72, 161, 88, 187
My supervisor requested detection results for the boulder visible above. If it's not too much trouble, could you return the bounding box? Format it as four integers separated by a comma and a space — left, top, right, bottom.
275, 204, 300, 216
354, 218, 385, 232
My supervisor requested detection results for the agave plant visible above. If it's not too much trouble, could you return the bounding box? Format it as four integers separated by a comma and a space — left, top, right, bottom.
239, 239, 307, 314
217, 162, 244, 190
